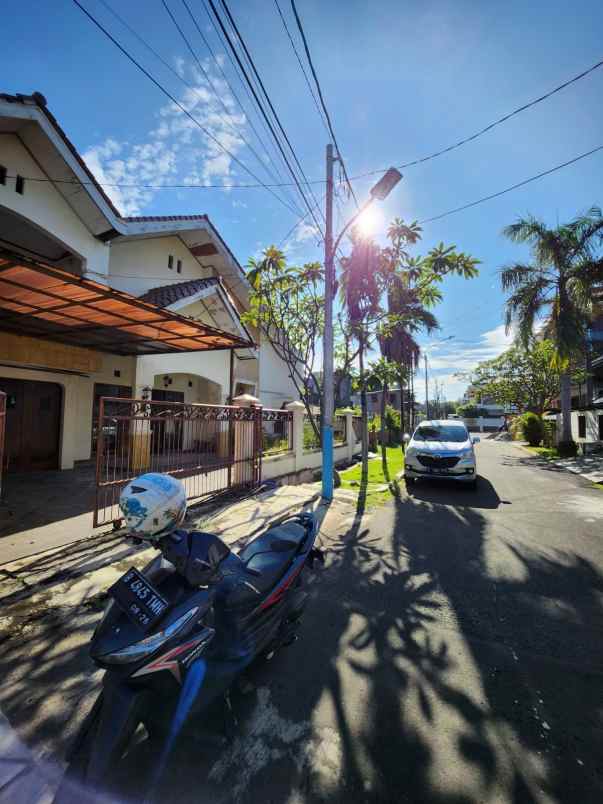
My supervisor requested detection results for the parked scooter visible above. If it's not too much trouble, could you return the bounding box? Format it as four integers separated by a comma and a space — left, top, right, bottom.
53, 473, 322, 802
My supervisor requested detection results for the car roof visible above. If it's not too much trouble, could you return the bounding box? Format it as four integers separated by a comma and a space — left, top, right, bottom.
417, 420, 466, 428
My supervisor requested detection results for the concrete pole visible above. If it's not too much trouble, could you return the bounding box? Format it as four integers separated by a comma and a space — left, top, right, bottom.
322, 143, 335, 500
424, 354, 429, 420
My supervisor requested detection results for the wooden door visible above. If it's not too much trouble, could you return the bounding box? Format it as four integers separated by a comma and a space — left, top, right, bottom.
0, 378, 62, 472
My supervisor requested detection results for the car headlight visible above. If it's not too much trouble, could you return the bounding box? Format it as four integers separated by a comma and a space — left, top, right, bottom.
405, 447, 416, 458
459, 448, 474, 459
101, 607, 200, 664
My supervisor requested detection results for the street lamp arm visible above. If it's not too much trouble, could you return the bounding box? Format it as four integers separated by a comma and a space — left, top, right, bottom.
332, 197, 374, 256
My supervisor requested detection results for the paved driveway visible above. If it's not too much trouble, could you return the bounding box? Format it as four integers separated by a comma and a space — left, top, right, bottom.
2, 440, 602, 803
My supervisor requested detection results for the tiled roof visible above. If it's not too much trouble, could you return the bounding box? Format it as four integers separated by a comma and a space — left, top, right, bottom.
138, 277, 220, 308
122, 214, 208, 223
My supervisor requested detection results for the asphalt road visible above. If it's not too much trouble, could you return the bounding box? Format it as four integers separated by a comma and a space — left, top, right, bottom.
2, 439, 603, 803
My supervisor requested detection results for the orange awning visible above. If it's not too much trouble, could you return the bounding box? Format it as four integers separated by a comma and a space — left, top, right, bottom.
0, 250, 254, 355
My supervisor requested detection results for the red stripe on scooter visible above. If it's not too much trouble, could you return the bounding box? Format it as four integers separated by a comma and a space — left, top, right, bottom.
260, 562, 304, 611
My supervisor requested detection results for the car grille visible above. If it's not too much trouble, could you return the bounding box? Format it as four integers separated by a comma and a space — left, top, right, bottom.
417, 454, 460, 469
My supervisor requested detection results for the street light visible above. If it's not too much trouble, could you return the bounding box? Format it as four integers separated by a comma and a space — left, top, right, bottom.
322, 149, 402, 501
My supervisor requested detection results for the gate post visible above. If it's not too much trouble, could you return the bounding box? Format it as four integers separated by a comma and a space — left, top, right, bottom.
232, 394, 261, 486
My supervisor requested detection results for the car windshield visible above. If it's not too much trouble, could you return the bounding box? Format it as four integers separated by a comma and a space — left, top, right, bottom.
414, 425, 468, 443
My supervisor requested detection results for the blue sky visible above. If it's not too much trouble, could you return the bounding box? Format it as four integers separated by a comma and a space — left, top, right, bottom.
3, 0, 602, 400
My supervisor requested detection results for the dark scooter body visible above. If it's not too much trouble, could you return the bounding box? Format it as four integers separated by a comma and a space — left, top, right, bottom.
54, 512, 321, 801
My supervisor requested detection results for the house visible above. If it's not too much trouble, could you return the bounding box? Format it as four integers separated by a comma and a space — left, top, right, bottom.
0, 91, 297, 473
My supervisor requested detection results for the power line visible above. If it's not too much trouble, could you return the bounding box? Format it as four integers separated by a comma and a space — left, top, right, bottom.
159, 0, 293, 206
177, 0, 304, 214
72, 0, 301, 217
353, 56, 603, 180
417, 143, 603, 225
205, 0, 325, 236
272, 0, 330, 136
195, 0, 303, 211
217, 0, 327, 230
289, 0, 359, 210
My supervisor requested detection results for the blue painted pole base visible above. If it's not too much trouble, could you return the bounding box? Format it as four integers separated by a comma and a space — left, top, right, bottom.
322, 425, 334, 501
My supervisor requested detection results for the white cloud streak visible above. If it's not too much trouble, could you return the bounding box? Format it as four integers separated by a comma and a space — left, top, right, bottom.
82, 59, 249, 216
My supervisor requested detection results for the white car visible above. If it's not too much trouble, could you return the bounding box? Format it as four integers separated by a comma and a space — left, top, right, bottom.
404, 420, 479, 489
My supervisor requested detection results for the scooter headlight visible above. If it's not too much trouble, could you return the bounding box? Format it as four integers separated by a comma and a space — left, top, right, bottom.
101, 607, 199, 665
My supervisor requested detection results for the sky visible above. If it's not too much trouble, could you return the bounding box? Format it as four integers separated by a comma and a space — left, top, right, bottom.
2, 0, 602, 401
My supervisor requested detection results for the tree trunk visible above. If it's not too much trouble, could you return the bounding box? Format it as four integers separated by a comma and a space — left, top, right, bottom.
359, 332, 368, 476
399, 370, 405, 440
381, 381, 387, 466
410, 366, 415, 429
560, 370, 573, 442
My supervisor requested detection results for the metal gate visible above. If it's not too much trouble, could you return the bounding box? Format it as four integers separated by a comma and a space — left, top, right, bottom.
94, 397, 262, 528
0, 391, 5, 500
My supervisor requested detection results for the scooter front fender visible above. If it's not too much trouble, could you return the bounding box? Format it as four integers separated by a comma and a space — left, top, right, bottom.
86, 675, 148, 785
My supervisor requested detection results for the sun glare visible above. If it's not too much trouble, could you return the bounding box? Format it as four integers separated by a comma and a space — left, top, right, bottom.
356, 206, 381, 237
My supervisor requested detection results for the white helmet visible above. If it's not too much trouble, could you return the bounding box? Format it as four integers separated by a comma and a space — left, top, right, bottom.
119, 473, 187, 541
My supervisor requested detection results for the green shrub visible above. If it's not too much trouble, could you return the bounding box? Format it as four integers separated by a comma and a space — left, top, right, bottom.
521, 412, 544, 446
557, 439, 578, 458
456, 403, 490, 418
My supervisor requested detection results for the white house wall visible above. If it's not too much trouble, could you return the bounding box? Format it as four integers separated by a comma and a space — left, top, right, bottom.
259, 337, 297, 409
0, 134, 109, 275
107, 235, 213, 296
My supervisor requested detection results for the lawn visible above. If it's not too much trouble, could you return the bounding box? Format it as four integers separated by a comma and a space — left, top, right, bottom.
339, 446, 405, 508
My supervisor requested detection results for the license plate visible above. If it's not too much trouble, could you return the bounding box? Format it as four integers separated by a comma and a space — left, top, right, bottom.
429, 467, 449, 474
108, 567, 168, 630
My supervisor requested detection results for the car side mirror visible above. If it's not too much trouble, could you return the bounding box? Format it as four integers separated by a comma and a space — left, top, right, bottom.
471, 436, 480, 444
403, 433, 411, 444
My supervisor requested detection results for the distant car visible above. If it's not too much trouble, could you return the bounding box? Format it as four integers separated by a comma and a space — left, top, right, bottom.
404, 419, 479, 489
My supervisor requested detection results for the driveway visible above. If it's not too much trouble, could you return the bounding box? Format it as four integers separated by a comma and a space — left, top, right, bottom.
1, 440, 602, 803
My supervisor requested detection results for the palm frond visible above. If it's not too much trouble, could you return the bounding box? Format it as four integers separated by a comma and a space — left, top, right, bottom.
500, 263, 539, 292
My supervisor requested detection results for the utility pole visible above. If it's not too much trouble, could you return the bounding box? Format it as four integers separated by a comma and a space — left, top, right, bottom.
424, 353, 429, 420
321, 152, 401, 501
322, 143, 335, 500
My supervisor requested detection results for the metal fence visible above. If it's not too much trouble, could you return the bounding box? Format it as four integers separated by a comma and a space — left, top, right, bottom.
0, 392, 5, 500
261, 408, 293, 456
352, 416, 362, 442
303, 414, 321, 452
95, 397, 262, 528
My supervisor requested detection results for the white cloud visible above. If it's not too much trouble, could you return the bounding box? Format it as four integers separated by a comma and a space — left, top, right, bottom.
418, 324, 515, 402
82, 58, 251, 215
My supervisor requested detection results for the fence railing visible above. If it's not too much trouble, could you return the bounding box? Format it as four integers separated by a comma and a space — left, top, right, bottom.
352, 416, 362, 443
95, 397, 261, 527
303, 414, 321, 451
261, 408, 293, 456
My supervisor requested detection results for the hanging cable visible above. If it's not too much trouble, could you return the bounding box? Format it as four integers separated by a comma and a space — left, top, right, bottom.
71, 0, 302, 217
205, 0, 325, 236
177, 0, 304, 214
289, 0, 359, 210
273, 0, 330, 136
216, 0, 327, 230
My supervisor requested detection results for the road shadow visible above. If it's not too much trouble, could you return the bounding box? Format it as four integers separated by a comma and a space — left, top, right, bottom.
405, 474, 507, 509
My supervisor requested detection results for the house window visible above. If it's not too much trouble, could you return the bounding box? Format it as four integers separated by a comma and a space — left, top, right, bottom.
598, 415, 603, 441
176, 259, 182, 274
168, 255, 174, 269
578, 415, 586, 439
15, 175, 24, 195
0, 165, 6, 185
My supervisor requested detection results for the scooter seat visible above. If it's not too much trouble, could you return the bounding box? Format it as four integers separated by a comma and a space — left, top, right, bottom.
219, 521, 307, 607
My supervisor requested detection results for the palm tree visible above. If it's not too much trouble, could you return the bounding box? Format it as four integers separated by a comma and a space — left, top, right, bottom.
501, 207, 603, 443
